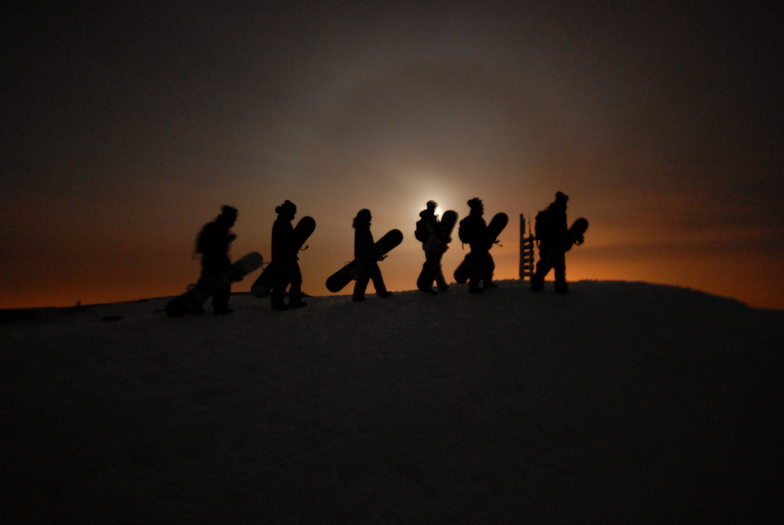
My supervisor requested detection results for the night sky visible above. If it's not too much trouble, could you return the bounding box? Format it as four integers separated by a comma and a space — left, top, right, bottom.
2, 1, 782, 309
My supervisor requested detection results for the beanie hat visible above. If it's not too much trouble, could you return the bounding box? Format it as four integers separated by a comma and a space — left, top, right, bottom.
467, 198, 483, 210
275, 200, 297, 215
220, 205, 238, 218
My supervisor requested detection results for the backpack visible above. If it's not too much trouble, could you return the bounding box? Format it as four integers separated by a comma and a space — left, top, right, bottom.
534, 209, 553, 242
195, 229, 208, 254
414, 218, 429, 242
195, 222, 217, 254
458, 216, 478, 244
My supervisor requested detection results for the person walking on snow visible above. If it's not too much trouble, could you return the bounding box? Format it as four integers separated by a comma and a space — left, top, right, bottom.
416, 200, 450, 294
195, 205, 238, 315
270, 200, 307, 310
352, 209, 393, 302
531, 191, 570, 292
458, 198, 496, 293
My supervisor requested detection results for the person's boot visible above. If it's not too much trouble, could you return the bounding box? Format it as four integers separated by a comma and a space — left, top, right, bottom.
554, 281, 569, 293
287, 291, 307, 308
436, 272, 449, 291
531, 275, 544, 292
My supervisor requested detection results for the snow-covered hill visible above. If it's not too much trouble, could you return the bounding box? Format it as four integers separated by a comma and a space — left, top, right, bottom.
2, 280, 783, 523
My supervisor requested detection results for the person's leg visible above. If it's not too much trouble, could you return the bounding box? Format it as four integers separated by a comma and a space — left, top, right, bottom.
481, 253, 496, 288
532, 247, 551, 291
467, 252, 483, 293
271, 263, 290, 309
554, 253, 568, 292
353, 270, 370, 301
369, 263, 391, 297
212, 285, 231, 313
288, 263, 306, 306
201, 256, 232, 313
429, 247, 449, 290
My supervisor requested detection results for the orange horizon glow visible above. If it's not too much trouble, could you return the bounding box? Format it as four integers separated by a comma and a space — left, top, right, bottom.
2, 208, 781, 311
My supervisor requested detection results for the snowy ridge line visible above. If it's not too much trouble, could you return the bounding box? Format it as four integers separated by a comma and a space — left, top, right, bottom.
0, 279, 762, 316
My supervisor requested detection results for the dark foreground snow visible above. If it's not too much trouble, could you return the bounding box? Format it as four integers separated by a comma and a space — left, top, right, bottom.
2, 280, 783, 523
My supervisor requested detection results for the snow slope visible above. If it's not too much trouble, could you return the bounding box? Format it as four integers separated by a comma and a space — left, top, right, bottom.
2, 280, 783, 523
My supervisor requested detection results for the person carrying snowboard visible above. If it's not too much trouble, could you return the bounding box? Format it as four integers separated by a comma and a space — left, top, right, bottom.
532, 191, 570, 292
352, 209, 393, 302
458, 198, 496, 293
195, 205, 238, 315
416, 200, 449, 294
270, 200, 307, 310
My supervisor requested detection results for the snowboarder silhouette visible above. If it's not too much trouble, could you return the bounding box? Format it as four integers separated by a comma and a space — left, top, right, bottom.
532, 191, 570, 292
270, 200, 307, 310
195, 205, 238, 315
416, 201, 450, 294
352, 209, 393, 302
457, 198, 497, 293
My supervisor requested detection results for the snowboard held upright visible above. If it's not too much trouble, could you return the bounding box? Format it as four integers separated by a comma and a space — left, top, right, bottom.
566, 217, 588, 250
326, 229, 403, 293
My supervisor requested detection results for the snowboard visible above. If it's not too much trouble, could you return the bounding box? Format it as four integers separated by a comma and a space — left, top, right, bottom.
166, 252, 263, 316
416, 210, 458, 291
251, 216, 316, 298
453, 212, 508, 284
326, 229, 404, 293
566, 217, 588, 250
436, 210, 458, 246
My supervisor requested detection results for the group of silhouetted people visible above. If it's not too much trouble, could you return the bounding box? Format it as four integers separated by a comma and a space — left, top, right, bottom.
193, 191, 578, 314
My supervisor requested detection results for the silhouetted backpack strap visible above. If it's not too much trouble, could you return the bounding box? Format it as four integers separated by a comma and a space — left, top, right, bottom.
415, 218, 429, 242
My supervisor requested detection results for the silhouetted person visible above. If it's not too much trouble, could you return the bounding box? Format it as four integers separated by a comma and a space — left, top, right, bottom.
532, 191, 570, 292
195, 205, 237, 315
458, 198, 496, 293
270, 200, 306, 310
352, 209, 393, 302
417, 200, 449, 294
